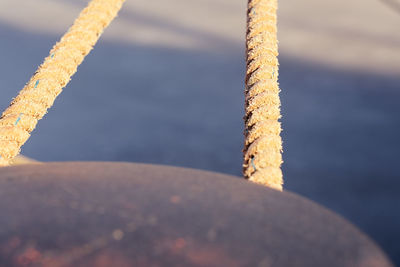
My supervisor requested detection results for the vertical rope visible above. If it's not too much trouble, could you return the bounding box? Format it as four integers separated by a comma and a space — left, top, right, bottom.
243, 0, 283, 190
0, 0, 125, 167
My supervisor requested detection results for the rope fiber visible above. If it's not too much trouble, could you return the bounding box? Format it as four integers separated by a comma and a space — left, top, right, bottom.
0, 0, 125, 166
243, 0, 283, 190
0, 0, 283, 191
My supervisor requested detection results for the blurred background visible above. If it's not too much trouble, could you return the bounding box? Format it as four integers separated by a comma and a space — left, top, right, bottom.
0, 0, 399, 264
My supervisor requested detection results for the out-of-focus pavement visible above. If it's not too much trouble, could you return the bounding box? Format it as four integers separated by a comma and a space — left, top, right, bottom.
1, 0, 399, 264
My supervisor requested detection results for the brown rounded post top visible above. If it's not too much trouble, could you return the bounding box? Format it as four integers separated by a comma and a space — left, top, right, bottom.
0, 162, 393, 266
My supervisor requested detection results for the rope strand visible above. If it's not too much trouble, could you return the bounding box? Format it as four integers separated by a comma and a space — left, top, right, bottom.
243, 0, 283, 190
0, 0, 125, 166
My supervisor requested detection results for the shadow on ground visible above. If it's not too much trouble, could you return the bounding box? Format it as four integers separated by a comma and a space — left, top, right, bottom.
0, 23, 399, 264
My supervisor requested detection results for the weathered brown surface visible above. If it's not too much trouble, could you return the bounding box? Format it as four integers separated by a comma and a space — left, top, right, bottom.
0, 162, 392, 266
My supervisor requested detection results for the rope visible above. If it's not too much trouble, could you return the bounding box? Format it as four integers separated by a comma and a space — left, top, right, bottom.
0, 0, 125, 166
0, 0, 283, 191
243, 0, 283, 190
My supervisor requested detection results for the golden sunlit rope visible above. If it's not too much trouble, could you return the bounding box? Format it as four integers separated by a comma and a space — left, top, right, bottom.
0, 0, 125, 166
243, 0, 283, 190
0, 0, 284, 192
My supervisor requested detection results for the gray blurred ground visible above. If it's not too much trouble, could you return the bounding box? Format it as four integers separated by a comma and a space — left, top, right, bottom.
1, 0, 399, 264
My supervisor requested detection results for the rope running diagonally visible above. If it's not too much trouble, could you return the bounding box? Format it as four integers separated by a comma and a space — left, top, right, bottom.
0, 0, 125, 166
243, 0, 283, 190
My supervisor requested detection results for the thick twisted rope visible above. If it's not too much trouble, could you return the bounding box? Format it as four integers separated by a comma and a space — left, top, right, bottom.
0, 0, 125, 166
243, 0, 283, 190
